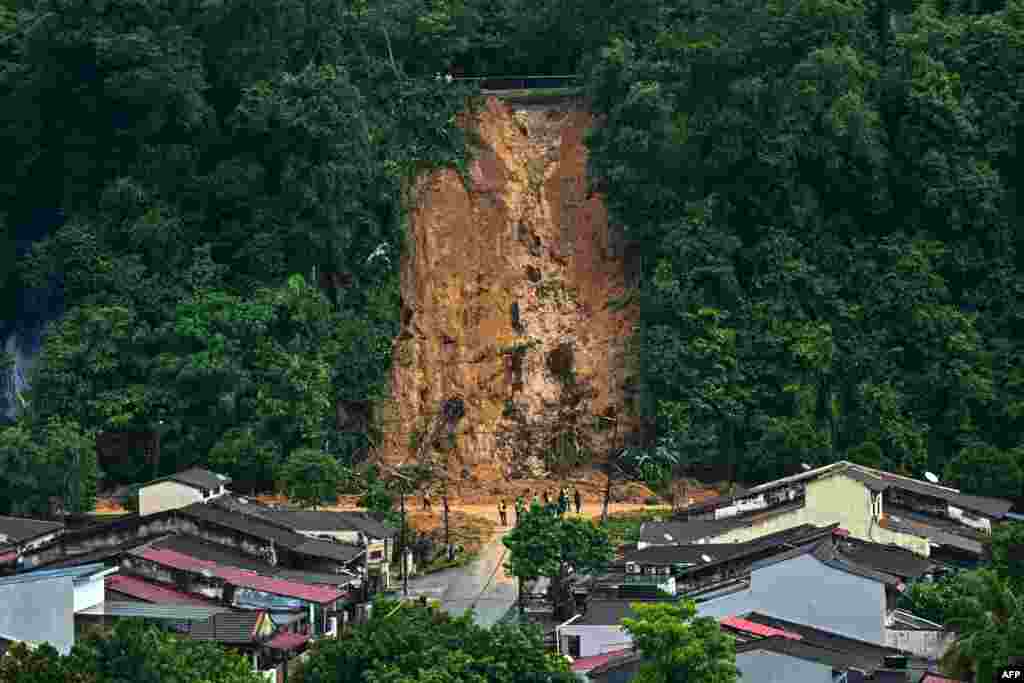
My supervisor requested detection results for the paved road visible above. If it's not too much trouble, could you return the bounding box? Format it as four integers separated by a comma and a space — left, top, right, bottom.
398, 529, 518, 627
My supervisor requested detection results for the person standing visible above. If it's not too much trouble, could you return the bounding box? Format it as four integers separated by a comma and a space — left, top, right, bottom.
558, 488, 569, 515
574, 488, 582, 515
499, 500, 508, 526
514, 496, 524, 525
543, 490, 550, 506
422, 492, 431, 511
532, 491, 540, 507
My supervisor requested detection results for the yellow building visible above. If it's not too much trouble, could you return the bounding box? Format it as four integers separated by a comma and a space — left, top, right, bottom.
641, 461, 1013, 561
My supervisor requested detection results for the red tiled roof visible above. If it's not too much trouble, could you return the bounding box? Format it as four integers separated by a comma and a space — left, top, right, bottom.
921, 675, 964, 683
0, 550, 17, 563
105, 574, 216, 606
132, 547, 343, 604
265, 631, 310, 651
720, 616, 803, 640
570, 649, 633, 673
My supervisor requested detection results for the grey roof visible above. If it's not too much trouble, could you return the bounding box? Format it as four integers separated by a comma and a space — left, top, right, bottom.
273, 568, 360, 586
744, 539, 903, 586
626, 524, 837, 568
638, 517, 749, 545
0, 516, 64, 544
293, 538, 363, 564
0, 562, 111, 586
883, 509, 985, 555
151, 534, 282, 574
570, 598, 677, 626
736, 636, 881, 671
832, 537, 932, 579
144, 468, 231, 492
175, 504, 362, 567
77, 601, 232, 621
177, 502, 307, 548
214, 498, 395, 538
842, 466, 1012, 519
185, 610, 265, 644
741, 613, 902, 669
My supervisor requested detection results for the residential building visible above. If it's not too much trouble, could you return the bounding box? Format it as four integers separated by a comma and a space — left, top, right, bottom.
0, 563, 117, 654
139, 467, 232, 516
639, 461, 1012, 564
212, 497, 398, 592
0, 515, 65, 571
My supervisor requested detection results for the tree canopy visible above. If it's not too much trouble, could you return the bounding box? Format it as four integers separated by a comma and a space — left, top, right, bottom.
620, 599, 739, 683
0, 620, 265, 683
294, 598, 575, 683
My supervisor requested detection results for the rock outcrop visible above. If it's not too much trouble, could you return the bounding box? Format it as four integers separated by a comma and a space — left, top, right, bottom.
381, 95, 640, 488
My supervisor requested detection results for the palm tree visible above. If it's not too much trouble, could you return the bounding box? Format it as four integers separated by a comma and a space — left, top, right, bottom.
940, 569, 1024, 682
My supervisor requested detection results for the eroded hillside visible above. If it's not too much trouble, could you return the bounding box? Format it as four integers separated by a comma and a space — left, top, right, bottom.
381, 96, 640, 487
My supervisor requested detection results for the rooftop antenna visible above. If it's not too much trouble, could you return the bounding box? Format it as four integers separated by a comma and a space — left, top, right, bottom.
924, 472, 939, 484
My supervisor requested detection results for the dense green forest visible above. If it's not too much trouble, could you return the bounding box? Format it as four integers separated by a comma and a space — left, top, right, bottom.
0, 0, 1022, 514
586, 0, 1024, 497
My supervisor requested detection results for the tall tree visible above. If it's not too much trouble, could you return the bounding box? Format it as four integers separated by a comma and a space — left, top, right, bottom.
503, 503, 614, 620
277, 448, 347, 510
621, 599, 739, 683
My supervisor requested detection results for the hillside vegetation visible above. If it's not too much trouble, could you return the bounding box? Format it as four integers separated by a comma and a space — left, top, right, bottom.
0, 0, 1022, 514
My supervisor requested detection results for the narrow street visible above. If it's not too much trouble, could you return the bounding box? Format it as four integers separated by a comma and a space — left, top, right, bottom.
393, 502, 652, 627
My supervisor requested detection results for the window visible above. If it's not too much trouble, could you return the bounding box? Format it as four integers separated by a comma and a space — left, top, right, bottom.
566, 635, 581, 658
369, 550, 384, 561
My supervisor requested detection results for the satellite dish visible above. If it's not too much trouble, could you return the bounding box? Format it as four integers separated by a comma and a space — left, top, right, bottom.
801, 463, 812, 471
663, 534, 674, 541
701, 554, 712, 563
924, 472, 939, 484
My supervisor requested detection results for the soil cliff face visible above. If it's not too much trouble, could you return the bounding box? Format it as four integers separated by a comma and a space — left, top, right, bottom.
381, 95, 639, 489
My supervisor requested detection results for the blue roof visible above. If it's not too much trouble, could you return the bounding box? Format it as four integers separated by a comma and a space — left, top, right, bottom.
0, 562, 110, 586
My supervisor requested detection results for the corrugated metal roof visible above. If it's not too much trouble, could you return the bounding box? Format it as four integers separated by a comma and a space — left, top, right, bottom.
132, 547, 343, 604
569, 649, 633, 672
186, 610, 267, 644
105, 574, 218, 606
720, 616, 803, 640
142, 468, 231, 491
265, 631, 310, 650
920, 674, 964, 683
0, 562, 110, 586
0, 516, 63, 544
77, 601, 232, 621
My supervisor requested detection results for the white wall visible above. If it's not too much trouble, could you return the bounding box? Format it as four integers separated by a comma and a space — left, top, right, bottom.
139, 480, 203, 516
558, 624, 632, 658
736, 651, 831, 683
885, 628, 957, 659
72, 575, 106, 613
0, 576, 75, 654
697, 552, 888, 644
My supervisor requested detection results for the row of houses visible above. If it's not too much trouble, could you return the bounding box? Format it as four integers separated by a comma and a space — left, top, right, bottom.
0, 467, 401, 682
550, 460, 1015, 683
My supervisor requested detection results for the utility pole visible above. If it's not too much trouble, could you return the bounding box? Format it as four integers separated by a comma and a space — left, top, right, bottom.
400, 487, 408, 596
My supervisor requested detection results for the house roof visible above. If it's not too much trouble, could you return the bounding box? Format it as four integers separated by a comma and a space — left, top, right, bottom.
177, 503, 307, 548
178, 502, 362, 565
0, 516, 64, 544
77, 601, 232, 622
265, 631, 310, 651
0, 562, 112, 586
569, 649, 633, 673
889, 609, 945, 631
586, 652, 643, 677
150, 534, 361, 584
213, 498, 396, 538
106, 574, 219, 606
185, 610, 267, 644
293, 538, 364, 564
743, 538, 904, 587
842, 465, 1012, 518
625, 524, 837, 568
735, 636, 876, 671
882, 507, 987, 554
569, 598, 677, 627
920, 674, 964, 683
638, 517, 749, 545
143, 468, 231, 492
832, 536, 932, 579
720, 616, 802, 640
131, 546, 343, 604
741, 613, 902, 666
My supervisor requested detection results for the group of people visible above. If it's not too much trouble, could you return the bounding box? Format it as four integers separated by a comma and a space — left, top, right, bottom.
497, 486, 583, 526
